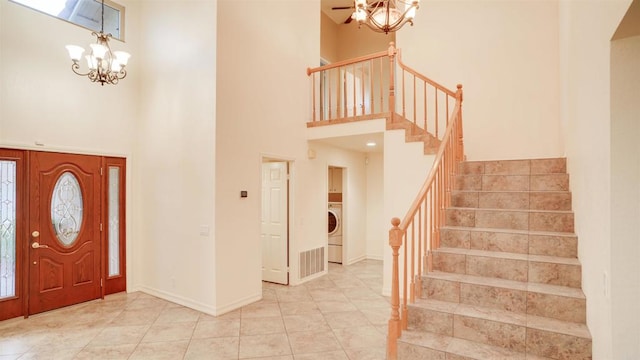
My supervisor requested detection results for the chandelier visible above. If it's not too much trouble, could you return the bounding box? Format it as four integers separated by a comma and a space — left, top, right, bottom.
352, 0, 420, 34
65, 0, 130, 86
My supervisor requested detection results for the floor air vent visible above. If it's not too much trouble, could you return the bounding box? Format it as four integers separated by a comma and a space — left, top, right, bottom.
299, 247, 325, 279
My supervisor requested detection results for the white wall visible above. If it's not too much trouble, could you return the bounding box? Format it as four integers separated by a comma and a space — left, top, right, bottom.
0, 0, 140, 292
135, 1, 217, 314
559, 0, 632, 358
383, 129, 434, 295
397, 0, 562, 161
0, 0, 138, 154
215, 0, 320, 311
366, 152, 384, 260
610, 34, 640, 359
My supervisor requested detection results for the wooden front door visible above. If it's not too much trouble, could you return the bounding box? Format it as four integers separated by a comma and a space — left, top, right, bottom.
28, 151, 102, 314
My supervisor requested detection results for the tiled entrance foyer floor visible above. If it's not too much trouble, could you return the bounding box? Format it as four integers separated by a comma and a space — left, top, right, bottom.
0, 260, 388, 360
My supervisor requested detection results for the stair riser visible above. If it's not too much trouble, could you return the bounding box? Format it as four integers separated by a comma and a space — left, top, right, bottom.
527, 328, 592, 360
527, 293, 586, 323
407, 306, 453, 336
458, 158, 567, 176
455, 174, 569, 192
433, 252, 527, 282
529, 262, 582, 288
460, 283, 527, 313
452, 191, 571, 211
422, 279, 585, 323
529, 234, 577, 258
454, 315, 526, 352
431, 252, 582, 288
441, 229, 577, 258
397, 342, 446, 360
445, 209, 574, 233
423, 278, 460, 303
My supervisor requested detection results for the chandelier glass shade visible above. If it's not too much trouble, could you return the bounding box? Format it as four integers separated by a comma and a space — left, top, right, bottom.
352, 0, 419, 34
65, 0, 130, 85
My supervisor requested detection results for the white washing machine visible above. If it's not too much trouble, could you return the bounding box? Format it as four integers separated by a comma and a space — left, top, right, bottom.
328, 203, 342, 263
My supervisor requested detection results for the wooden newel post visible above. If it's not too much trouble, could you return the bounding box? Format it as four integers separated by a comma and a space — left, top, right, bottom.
387, 217, 403, 360
388, 42, 397, 122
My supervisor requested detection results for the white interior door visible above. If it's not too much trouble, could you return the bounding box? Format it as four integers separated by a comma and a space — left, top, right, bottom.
261, 161, 288, 284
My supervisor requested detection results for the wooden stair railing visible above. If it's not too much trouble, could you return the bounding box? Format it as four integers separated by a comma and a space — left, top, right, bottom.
307, 43, 458, 147
387, 84, 463, 360
307, 46, 393, 123
306, 42, 464, 360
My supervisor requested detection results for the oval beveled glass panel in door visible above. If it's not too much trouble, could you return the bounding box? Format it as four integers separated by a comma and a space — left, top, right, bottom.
51, 172, 83, 247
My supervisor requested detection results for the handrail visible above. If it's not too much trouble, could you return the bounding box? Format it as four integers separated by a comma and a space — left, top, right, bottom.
307, 50, 389, 75
386, 84, 463, 360
305, 42, 464, 360
307, 42, 457, 142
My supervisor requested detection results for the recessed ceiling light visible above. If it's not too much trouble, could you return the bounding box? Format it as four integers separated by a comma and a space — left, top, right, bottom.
366, 141, 377, 147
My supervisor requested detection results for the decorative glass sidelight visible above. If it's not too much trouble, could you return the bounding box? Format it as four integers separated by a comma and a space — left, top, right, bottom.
108, 167, 120, 276
51, 172, 83, 247
0, 161, 16, 299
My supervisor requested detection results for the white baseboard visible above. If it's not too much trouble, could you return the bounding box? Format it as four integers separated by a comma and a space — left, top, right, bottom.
366, 254, 383, 261
346, 254, 367, 265
136, 286, 261, 317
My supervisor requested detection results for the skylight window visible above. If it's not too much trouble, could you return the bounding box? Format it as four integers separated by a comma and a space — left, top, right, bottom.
10, 0, 125, 40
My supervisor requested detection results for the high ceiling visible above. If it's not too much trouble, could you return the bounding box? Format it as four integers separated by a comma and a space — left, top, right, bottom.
321, 0, 354, 25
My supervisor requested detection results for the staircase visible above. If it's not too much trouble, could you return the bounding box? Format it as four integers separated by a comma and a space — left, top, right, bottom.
396, 158, 592, 360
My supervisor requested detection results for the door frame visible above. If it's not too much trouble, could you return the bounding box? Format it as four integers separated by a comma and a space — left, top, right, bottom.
0, 148, 127, 320
327, 164, 346, 266
260, 155, 294, 286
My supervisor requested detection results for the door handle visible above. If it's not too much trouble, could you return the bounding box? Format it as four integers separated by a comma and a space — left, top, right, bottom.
31, 242, 49, 249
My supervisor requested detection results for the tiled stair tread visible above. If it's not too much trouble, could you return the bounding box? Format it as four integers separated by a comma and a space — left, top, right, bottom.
449, 206, 574, 215
441, 226, 577, 238
426, 271, 529, 291
424, 271, 584, 299
399, 330, 536, 360
409, 297, 459, 313
527, 314, 592, 339
408, 299, 591, 340
452, 190, 571, 194
528, 282, 586, 299
413, 299, 527, 326
435, 247, 580, 266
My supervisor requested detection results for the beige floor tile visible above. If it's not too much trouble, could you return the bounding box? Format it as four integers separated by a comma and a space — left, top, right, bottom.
323, 310, 370, 329
287, 330, 341, 354
293, 350, 349, 359
344, 347, 387, 360
332, 325, 386, 349
238, 333, 292, 359
110, 308, 163, 326
0, 260, 388, 360
12, 346, 82, 360
283, 313, 330, 333
316, 300, 358, 313
184, 337, 239, 360
155, 306, 202, 324
74, 343, 137, 359
241, 302, 282, 319
140, 322, 196, 343
193, 319, 240, 339
278, 301, 319, 315
88, 324, 150, 346
241, 316, 286, 335
129, 340, 190, 360
0, 355, 21, 360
